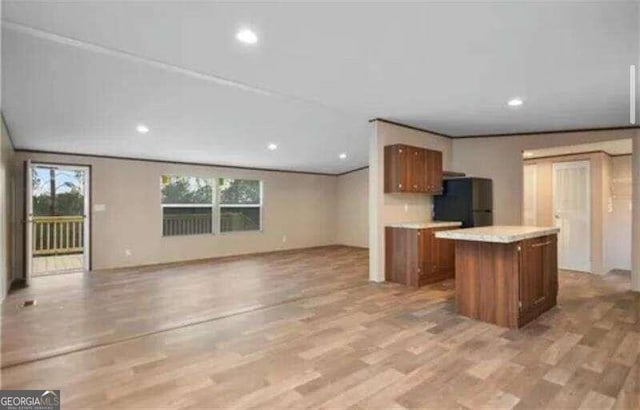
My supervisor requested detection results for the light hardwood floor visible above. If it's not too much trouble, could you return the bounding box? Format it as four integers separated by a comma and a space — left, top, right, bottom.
1, 246, 639, 409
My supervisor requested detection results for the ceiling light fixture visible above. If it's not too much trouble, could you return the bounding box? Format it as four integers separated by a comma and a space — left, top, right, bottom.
136, 124, 149, 134
339, 153, 347, 160
267, 143, 278, 151
507, 98, 523, 107
236, 28, 258, 45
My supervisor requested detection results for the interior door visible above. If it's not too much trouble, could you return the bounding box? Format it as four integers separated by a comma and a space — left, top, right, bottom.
552, 161, 591, 272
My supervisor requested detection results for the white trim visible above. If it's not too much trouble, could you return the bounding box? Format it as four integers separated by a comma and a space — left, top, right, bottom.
25, 160, 33, 283
161, 203, 213, 208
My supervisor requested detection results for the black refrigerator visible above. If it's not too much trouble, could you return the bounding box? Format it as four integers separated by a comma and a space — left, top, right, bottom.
433, 177, 493, 228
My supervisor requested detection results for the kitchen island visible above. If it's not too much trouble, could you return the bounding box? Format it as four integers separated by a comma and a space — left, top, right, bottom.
435, 226, 560, 328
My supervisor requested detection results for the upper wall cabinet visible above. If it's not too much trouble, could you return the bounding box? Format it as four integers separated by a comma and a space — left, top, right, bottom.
384, 144, 443, 194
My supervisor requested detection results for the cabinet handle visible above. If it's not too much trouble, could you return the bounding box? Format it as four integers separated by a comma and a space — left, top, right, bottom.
399, 149, 403, 153
531, 241, 552, 248
398, 183, 403, 188
413, 184, 417, 189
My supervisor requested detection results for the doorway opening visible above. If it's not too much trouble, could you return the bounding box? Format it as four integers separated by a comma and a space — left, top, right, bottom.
521, 139, 632, 275
26, 163, 90, 279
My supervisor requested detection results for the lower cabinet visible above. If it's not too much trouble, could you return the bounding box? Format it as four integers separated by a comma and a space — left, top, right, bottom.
518, 234, 558, 326
454, 234, 558, 328
385, 227, 457, 287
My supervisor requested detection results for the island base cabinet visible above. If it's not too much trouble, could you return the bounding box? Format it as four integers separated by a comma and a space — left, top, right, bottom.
385, 227, 457, 287
455, 234, 558, 328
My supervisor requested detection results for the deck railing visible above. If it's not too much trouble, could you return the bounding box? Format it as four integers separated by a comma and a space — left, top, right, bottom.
33, 215, 84, 256
163, 213, 213, 236
162, 212, 258, 236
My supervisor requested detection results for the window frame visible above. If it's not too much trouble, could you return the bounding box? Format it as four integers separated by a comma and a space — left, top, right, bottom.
160, 176, 215, 237
217, 179, 264, 235
160, 175, 264, 237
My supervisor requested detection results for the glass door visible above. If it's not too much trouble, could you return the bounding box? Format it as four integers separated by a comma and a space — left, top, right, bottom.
26, 163, 90, 278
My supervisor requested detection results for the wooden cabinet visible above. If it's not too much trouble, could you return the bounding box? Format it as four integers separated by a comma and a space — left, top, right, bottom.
518, 235, 558, 326
425, 149, 443, 193
454, 234, 558, 328
384, 144, 442, 194
385, 226, 458, 287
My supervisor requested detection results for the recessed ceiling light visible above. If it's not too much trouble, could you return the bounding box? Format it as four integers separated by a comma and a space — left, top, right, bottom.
136, 124, 149, 134
236, 28, 258, 45
267, 143, 278, 151
507, 98, 523, 107
339, 153, 347, 160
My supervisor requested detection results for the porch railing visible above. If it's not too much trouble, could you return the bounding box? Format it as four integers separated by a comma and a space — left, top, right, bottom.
33, 215, 84, 256
163, 213, 213, 236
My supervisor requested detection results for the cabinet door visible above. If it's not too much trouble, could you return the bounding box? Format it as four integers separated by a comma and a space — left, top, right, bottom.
436, 235, 456, 278
425, 150, 443, 194
384, 145, 409, 193
418, 229, 432, 285
429, 227, 456, 281
519, 236, 555, 314
409, 147, 426, 192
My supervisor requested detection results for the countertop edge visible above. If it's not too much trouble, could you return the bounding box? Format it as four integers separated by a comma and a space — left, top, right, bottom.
385, 221, 463, 229
434, 228, 559, 243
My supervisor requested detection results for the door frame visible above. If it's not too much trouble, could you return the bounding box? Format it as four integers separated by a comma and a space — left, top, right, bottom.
551, 160, 591, 273
24, 161, 92, 281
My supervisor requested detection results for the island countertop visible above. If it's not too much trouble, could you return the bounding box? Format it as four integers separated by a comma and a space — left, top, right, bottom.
385, 221, 462, 229
434, 225, 559, 243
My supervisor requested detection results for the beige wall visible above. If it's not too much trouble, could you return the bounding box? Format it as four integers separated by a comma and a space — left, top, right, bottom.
369, 120, 453, 281
1, 117, 16, 300
336, 167, 368, 248
452, 129, 637, 225
523, 152, 610, 274
13, 151, 339, 272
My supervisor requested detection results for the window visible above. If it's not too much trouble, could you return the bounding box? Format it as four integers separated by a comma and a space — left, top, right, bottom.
161, 175, 213, 236
218, 178, 262, 233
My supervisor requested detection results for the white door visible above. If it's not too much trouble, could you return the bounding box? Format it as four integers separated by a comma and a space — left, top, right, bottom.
552, 161, 591, 272
523, 164, 538, 226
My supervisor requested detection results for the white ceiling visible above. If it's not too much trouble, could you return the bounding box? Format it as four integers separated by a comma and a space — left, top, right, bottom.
2, 1, 639, 173
524, 138, 633, 159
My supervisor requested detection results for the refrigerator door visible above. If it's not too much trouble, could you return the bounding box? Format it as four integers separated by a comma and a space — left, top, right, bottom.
472, 178, 493, 211
472, 210, 493, 227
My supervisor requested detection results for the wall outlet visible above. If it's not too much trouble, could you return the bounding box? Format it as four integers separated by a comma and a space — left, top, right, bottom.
282, 235, 287, 243
125, 249, 132, 257
404, 203, 409, 213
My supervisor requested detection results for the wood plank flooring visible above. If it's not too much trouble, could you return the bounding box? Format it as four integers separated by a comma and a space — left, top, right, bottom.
1, 246, 639, 409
